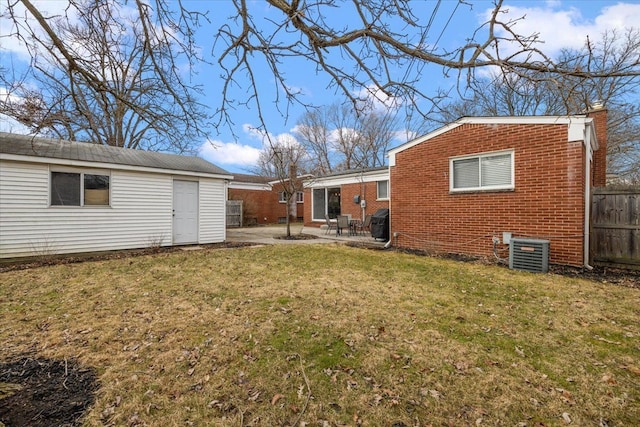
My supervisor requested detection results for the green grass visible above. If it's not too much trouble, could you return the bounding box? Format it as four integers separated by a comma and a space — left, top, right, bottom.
1, 244, 639, 426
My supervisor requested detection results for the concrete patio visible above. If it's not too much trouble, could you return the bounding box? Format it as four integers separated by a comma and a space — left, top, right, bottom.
225, 224, 388, 247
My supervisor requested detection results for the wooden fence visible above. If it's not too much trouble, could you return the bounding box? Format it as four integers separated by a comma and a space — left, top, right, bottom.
590, 188, 640, 269
226, 200, 243, 228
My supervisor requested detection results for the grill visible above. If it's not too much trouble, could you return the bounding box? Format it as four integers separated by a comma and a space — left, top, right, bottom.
370, 208, 390, 240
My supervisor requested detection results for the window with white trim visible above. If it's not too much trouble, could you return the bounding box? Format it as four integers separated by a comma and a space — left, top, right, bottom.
279, 191, 304, 203
450, 151, 514, 192
377, 180, 389, 200
51, 171, 110, 206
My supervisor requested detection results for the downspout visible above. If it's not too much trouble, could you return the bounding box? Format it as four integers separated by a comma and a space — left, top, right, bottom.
583, 126, 594, 270
384, 161, 393, 249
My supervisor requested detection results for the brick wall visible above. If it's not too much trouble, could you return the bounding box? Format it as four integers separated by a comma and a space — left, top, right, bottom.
588, 108, 607, 187
228, 188, 284, 225
390, 123, 588, 266
229, 177, 306, 226
340, 182, 389, 222
303, 181, 390, 227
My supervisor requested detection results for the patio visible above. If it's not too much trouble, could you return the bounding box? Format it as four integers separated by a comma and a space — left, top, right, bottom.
226, 224, 388, 247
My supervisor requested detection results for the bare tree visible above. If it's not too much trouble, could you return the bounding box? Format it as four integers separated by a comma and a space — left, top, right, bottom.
327, 103, 360, 171
352, 106, 398, 168
5, 0, 639, 146
294, 107, 334, 175
294, 101, 398, 174
1, 0, 208, 151
255, 136, 309, 237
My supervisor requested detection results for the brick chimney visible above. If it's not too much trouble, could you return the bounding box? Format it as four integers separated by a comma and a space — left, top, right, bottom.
587, 102, 607, 187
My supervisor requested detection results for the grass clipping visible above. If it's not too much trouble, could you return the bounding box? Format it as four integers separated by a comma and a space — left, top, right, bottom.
1, 245, 639, 426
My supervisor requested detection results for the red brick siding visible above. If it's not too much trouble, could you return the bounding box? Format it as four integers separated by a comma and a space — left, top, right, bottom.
228, 188, 283, 225
229, 184, 304, 225
390, 123, 587, 266
588, 109, 607, 187
340, 182, 389, 221
303, 180, 390, 227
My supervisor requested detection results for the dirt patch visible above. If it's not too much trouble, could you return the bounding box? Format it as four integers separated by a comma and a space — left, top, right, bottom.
0, 357, 99, 427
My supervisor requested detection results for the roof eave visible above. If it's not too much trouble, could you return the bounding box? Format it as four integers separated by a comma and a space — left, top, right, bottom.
0, 153, 234, 179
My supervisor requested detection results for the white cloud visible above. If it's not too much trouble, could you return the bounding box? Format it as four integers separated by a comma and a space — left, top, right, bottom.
0, 113, 30, 134
242, 123, 267, 142
0, 1, 80, 61
242, 123, 302, 149
0, 87, 31, 134
392, 129, 417, 144
354, 85, 402, 113
198, 123, 304, 170
490, 2, 640, 57
198, 139, 261, 168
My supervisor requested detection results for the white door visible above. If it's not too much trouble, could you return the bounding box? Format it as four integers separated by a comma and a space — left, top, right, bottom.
173, 180, 199, 244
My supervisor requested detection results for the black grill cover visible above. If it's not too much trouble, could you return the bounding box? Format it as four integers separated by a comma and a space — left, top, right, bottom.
370, 208, 389, 240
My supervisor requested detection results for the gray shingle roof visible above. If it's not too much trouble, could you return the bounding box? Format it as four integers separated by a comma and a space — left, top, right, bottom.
0, 132, 231, 176
231, 173, 275, 184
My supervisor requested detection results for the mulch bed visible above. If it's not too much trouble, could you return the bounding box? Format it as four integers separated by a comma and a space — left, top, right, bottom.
273, 233, 318, 240
0, 357, 99, 427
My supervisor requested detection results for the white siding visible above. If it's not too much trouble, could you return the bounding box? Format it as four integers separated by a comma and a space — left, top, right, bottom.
199, 178, 226, 243
1, 160, 227, 258
1, 161, 178, 258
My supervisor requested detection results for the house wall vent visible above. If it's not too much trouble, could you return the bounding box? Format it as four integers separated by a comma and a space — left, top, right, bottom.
509, 238, 550, 273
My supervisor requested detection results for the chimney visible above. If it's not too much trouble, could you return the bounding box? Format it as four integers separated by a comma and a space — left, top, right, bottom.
587, 102, 607, 187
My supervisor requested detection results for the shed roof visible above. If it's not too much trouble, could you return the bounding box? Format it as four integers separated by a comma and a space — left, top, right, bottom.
0, 132, 231, 177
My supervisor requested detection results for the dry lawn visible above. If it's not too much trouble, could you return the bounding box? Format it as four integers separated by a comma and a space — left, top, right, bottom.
1, 244, 639, 426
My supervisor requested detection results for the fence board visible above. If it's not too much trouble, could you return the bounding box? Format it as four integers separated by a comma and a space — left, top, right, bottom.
590, 188, 640, 269
226, 200, 243, 228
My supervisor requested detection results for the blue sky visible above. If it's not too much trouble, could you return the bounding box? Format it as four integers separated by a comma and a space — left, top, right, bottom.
2, 1, 640, 173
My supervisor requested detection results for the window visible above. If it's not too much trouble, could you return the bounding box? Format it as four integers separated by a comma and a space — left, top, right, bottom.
51, 171, 110, 206
279, 191, 304, 203
84, 174, 110, 205
450, 151, 513, 192
51, 172, 81, 206
377, 180, 389, 200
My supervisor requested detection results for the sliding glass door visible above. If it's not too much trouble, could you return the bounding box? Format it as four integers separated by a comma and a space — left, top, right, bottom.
312, 187, 341, 220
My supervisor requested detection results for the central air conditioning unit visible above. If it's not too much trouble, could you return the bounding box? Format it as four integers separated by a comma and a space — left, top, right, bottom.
509, 238, 550, 273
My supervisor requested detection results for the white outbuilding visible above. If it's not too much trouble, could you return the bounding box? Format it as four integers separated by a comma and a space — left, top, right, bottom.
0, 132, 232, 259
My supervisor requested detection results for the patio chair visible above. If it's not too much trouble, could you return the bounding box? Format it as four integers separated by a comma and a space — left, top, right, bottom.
324, 215, 337, 235
357, 214, 372, 235
336, 215, 350, 236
